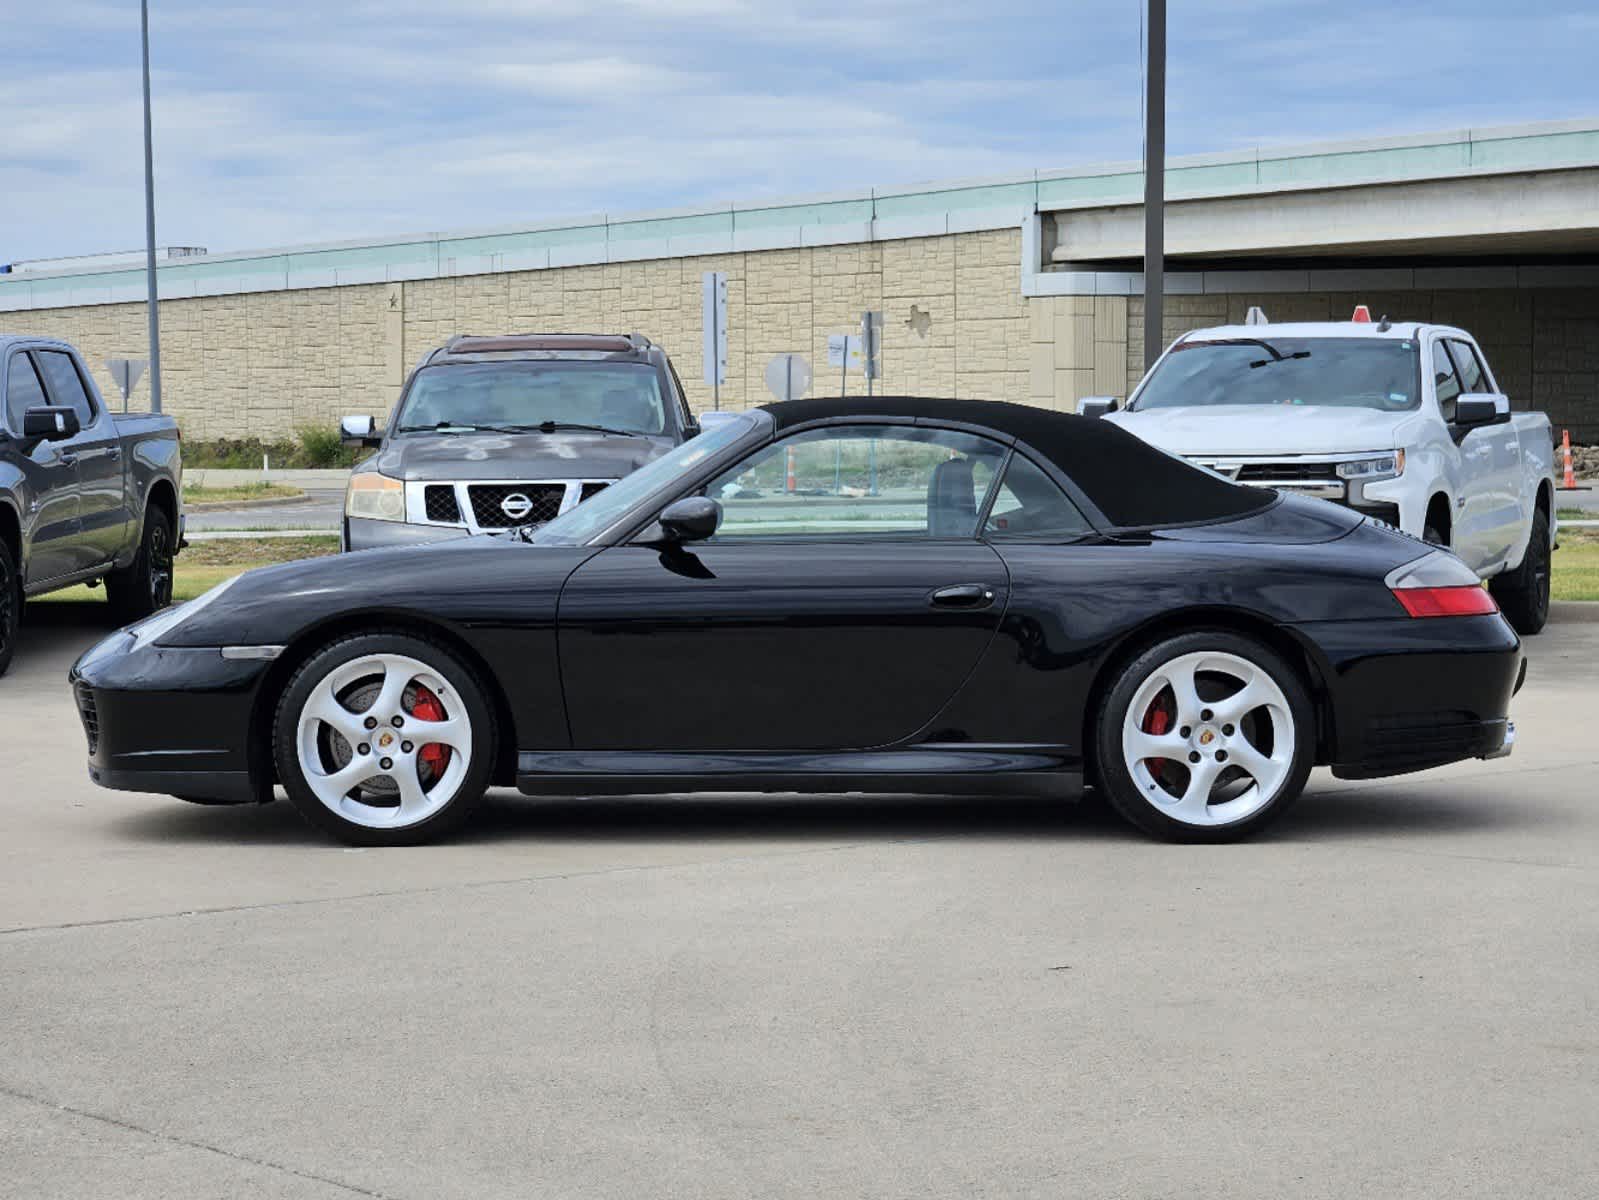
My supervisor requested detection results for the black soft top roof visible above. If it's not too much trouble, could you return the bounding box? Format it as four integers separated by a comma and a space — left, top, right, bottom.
759, 395, 1271, 529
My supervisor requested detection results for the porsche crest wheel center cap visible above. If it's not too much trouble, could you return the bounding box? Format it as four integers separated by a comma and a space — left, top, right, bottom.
1198, 729, 1216, 746
378, 731, 396, 750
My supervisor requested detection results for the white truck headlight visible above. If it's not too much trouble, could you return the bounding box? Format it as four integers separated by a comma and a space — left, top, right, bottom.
1336, 451, 1405, 481
345, 472, 406, 522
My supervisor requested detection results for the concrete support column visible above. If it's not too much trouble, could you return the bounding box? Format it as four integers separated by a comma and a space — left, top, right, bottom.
1029, 295, 1128, 409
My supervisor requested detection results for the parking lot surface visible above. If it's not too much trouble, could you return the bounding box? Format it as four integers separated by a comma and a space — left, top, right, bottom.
3, 605, 1597, 1199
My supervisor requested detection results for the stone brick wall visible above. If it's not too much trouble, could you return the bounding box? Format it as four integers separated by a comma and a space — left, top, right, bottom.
12, 238, 1595, 444
4, 230, 1034, 441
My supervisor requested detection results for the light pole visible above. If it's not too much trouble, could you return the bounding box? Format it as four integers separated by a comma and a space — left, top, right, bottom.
140, 0, 162, 413
1143, 0, 1166, 373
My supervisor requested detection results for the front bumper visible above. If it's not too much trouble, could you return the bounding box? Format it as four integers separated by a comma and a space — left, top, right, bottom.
1295, 613, 1526, 780
69, 630, 273, 804
343, 516, 470, 553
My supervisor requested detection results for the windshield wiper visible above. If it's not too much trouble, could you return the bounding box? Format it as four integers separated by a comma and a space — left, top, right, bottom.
1248, 348, 1312, 368
514, 421, 644, 438
395, 421, 528, 434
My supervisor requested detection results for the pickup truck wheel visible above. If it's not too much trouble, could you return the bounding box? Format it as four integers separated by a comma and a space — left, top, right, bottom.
1095, 631, 1315, 843
106, 508, 175, 622
0, 538, 19, 679
1490, 508, 1551, 636
1423, 523, 1448, 548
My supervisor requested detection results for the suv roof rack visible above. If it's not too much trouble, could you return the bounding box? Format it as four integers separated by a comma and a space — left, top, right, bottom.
443, 333, 639, 354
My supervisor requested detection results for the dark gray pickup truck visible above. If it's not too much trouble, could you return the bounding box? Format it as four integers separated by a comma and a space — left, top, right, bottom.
1, 336, 183, 677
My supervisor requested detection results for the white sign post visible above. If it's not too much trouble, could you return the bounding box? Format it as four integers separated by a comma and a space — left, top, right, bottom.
105, 358, 148, 412
701, 271, 728, 410
763, 354, 812, 403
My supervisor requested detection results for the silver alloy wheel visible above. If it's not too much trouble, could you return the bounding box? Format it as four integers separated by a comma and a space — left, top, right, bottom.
295, 652, 474, 829
1120, 650, 1294, 827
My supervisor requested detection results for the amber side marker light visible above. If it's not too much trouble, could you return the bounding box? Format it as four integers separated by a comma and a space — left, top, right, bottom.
1385, 551, 1499, 618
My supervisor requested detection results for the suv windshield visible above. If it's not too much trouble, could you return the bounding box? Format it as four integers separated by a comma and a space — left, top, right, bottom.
533, 413, 759, 546
395, 362, 669, 435
1132, 337, 1421, 412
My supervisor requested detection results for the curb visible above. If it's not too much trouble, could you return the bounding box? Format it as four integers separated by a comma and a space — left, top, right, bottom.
184, 493, 309, 513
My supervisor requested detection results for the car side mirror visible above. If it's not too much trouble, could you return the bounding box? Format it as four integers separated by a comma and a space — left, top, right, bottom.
340, 414, 380, 447
23, 405, 80, 442
1077, 396, 1121, 419
1454, 393, 1510, 427
657, 496, 721, 543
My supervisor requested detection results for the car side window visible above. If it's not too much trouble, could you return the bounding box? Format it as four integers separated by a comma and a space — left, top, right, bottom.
707, 424, 1005, 539
1431, 342, 1462, 423
984, 453, 1093, 541
1448, 339, 1488, 395
35, 350, 97, 428
5, 353, 48, 434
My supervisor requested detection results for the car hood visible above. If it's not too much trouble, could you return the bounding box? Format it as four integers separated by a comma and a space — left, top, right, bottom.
374, 430, 675, 481
1105, 405, 1411, 457
157, 536, 598, 648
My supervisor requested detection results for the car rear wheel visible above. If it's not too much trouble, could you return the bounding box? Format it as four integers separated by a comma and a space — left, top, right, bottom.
1095, 631, 1315, 842
106, 507, 175, 622
0, 537, 19, 679
1489, 508, 1551, 636
273, 633, 496, 845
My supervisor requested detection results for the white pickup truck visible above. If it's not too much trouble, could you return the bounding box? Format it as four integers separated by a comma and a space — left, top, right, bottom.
1084, 316, 1557, 633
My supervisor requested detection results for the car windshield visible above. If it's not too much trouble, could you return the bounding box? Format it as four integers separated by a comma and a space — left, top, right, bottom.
1132, 337, 1421, 412
395, 361, 669, 435
531, 412, 760, 546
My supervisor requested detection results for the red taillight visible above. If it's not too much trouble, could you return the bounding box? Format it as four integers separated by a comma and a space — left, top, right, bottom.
1390, 585, 1499, 618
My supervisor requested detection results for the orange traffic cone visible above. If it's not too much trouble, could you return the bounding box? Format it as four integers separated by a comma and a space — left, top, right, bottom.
1561, 429, 1577, 490
786, 446, 797, 494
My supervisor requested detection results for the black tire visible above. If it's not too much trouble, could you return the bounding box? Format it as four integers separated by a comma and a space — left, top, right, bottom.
1423, 522, 1448, 548
0, 537, 20, 680
106, 506, 175, 622
1490, 508, 1551, 636
1094, 630, 1316, 843
273, 631, 497, 846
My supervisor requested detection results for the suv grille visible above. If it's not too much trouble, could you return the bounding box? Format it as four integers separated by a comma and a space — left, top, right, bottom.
579, 482, 610, 502
424, 485, 463, 524
75, 683, 100, 755
467, 484, 566, 529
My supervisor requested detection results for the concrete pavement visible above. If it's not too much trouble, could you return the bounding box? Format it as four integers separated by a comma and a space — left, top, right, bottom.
2, 604, 1597, 1199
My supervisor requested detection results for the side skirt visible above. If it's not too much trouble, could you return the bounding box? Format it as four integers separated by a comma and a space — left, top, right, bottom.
515, 745, 1082, 798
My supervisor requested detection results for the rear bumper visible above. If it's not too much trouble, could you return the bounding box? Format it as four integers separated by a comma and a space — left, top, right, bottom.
70, 631, 272, 803
1293, 613, 1526, 780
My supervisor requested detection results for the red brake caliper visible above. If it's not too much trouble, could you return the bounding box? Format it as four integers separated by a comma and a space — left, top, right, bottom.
410, 686, 451, 775
1142, 697, 1171, 775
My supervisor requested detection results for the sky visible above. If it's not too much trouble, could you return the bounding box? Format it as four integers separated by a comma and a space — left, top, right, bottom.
1, 0, 1590, 262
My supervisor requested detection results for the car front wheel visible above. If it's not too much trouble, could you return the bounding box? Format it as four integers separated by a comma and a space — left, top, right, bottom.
273, 632, 497, 845
1095, 631, 1315, 842
0, 537, 20, 679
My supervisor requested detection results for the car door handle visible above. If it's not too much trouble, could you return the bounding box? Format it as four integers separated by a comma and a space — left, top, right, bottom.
929, 583, 996, 609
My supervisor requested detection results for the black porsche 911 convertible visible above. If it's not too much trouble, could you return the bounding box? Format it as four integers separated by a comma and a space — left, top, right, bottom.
70, 396, 1524, 845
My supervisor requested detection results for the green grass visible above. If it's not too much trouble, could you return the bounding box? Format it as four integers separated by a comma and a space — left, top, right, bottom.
183, 481, 305, 505
1558, 508, 1593, 520
182, 426, 364, 470
44, 537, 340, 605
1553, 531, 1599, 602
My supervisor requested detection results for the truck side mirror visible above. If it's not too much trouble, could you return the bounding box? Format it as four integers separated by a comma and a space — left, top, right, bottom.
1077, 397, 1121, 419
1454, 393, 1510, 428
340, 414, 381, 447
23, 405, 80, 442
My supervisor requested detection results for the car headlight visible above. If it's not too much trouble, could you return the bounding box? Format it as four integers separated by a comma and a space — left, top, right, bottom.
1336, 451, 1405, 481
345, 472, 406, 522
